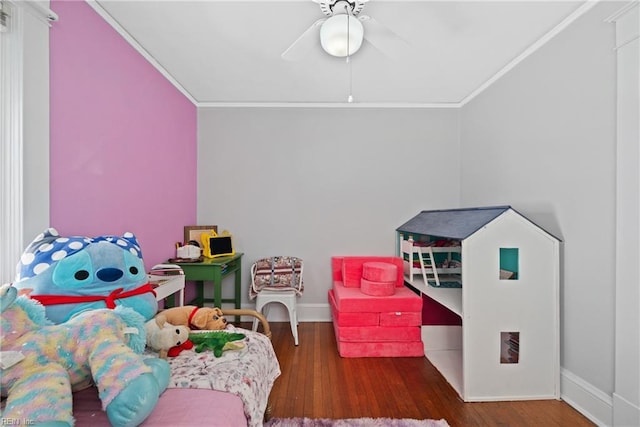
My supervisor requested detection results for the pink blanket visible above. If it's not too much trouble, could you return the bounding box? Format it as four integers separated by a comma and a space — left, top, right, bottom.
73, 387, 248, 426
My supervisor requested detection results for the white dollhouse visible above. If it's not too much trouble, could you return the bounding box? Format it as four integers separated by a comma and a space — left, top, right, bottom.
396, 206, 560, 401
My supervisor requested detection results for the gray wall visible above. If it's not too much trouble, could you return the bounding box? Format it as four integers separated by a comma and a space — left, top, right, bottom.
197, 107, 460, 315
460, 0, 620, 409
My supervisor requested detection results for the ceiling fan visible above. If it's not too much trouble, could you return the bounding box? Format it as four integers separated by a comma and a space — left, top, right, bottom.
281, 0, 408, 61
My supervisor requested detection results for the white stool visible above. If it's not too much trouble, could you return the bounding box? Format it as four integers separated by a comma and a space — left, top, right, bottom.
252, 290, 299, 346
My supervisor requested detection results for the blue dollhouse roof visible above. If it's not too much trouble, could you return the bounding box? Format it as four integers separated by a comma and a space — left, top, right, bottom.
396, 206, 560, 241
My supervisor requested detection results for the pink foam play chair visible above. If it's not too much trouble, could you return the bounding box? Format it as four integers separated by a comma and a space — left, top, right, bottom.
329, 256, 424, 358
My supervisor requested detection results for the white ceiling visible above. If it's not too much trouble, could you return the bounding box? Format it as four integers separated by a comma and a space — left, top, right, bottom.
92, 0, 592, 106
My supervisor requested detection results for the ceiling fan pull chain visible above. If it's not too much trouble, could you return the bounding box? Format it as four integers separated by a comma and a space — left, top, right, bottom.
346, 3, 354, 103
347, 55, 354, 103
346, 3, 350, 60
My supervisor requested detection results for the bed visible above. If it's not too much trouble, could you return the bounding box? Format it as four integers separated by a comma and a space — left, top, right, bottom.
70, 309, 280, 427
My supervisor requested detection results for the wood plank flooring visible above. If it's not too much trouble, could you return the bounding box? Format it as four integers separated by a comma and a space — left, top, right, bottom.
258, 322, 595, 427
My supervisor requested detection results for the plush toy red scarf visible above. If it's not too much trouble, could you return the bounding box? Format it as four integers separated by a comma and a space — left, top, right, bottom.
29, 283, 156, 308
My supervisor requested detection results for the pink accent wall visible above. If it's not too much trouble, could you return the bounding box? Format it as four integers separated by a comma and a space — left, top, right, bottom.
49, 0, 197, 269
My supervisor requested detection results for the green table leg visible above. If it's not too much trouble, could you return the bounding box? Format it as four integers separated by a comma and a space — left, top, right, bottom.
234, 266, 242, 322
196, 280, 204, 306
212, 266, 222, 309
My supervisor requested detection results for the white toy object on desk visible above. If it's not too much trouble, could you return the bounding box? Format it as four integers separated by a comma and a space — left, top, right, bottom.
176, 244, 201, 260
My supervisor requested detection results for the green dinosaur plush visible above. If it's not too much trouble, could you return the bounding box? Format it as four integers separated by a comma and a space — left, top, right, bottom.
188, 331, 246, 357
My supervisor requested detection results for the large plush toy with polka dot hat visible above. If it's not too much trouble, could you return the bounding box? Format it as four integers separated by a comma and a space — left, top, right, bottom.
13, 228, 158, 324
0, 283, 170, 426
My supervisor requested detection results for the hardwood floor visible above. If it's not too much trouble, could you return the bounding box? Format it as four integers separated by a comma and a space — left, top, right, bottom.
259, 322, 595, 427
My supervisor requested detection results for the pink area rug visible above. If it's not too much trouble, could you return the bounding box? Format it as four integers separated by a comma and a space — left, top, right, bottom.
264, 418, 449, 427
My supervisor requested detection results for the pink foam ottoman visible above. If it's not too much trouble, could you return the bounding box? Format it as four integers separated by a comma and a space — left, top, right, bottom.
362, 261, 397, 282
360, 277, 396, 296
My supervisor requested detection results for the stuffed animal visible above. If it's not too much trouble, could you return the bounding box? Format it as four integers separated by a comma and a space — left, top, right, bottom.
189, 331, 246, 357
0, 284, 170, 427
145, 318, 192, 358
13, 228, 158, 324
155, 305, 228, 331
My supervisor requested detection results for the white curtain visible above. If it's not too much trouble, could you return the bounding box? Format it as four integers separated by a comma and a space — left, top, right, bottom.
0, 0, 24, 283
0, 0, 55, 283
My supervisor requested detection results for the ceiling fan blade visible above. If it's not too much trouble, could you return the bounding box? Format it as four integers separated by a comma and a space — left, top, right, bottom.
281, 18, 325, 61
359, 15, 411, 60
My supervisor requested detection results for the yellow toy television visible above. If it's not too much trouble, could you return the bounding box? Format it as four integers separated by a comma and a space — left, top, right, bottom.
201, 230, 234, 259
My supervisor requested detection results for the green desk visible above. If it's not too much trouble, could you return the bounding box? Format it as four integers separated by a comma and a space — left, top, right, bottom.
174, 253, 243, 322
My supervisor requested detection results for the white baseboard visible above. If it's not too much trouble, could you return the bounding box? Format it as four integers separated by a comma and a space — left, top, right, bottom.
239, 302, 332, 323
613, 393, 640, 427
297, 303, 332, 321
561, 368, 613, 426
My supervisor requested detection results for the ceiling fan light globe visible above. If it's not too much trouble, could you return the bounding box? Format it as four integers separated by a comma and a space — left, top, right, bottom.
320, 14, 363, 57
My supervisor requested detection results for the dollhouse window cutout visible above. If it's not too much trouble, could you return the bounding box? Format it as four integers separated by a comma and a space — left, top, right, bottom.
499, 248, 519, 280
501, 332, 520, 364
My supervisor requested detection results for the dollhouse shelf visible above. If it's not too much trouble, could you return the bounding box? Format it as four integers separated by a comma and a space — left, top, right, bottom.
397, 206, 561, 402
407, 277, 462, 317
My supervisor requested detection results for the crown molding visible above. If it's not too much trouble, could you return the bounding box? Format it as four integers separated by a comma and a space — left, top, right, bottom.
85, 0, 198, 106
459, 0, 601, 107
604, 0, 638, 23
196, 101, 461, 109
